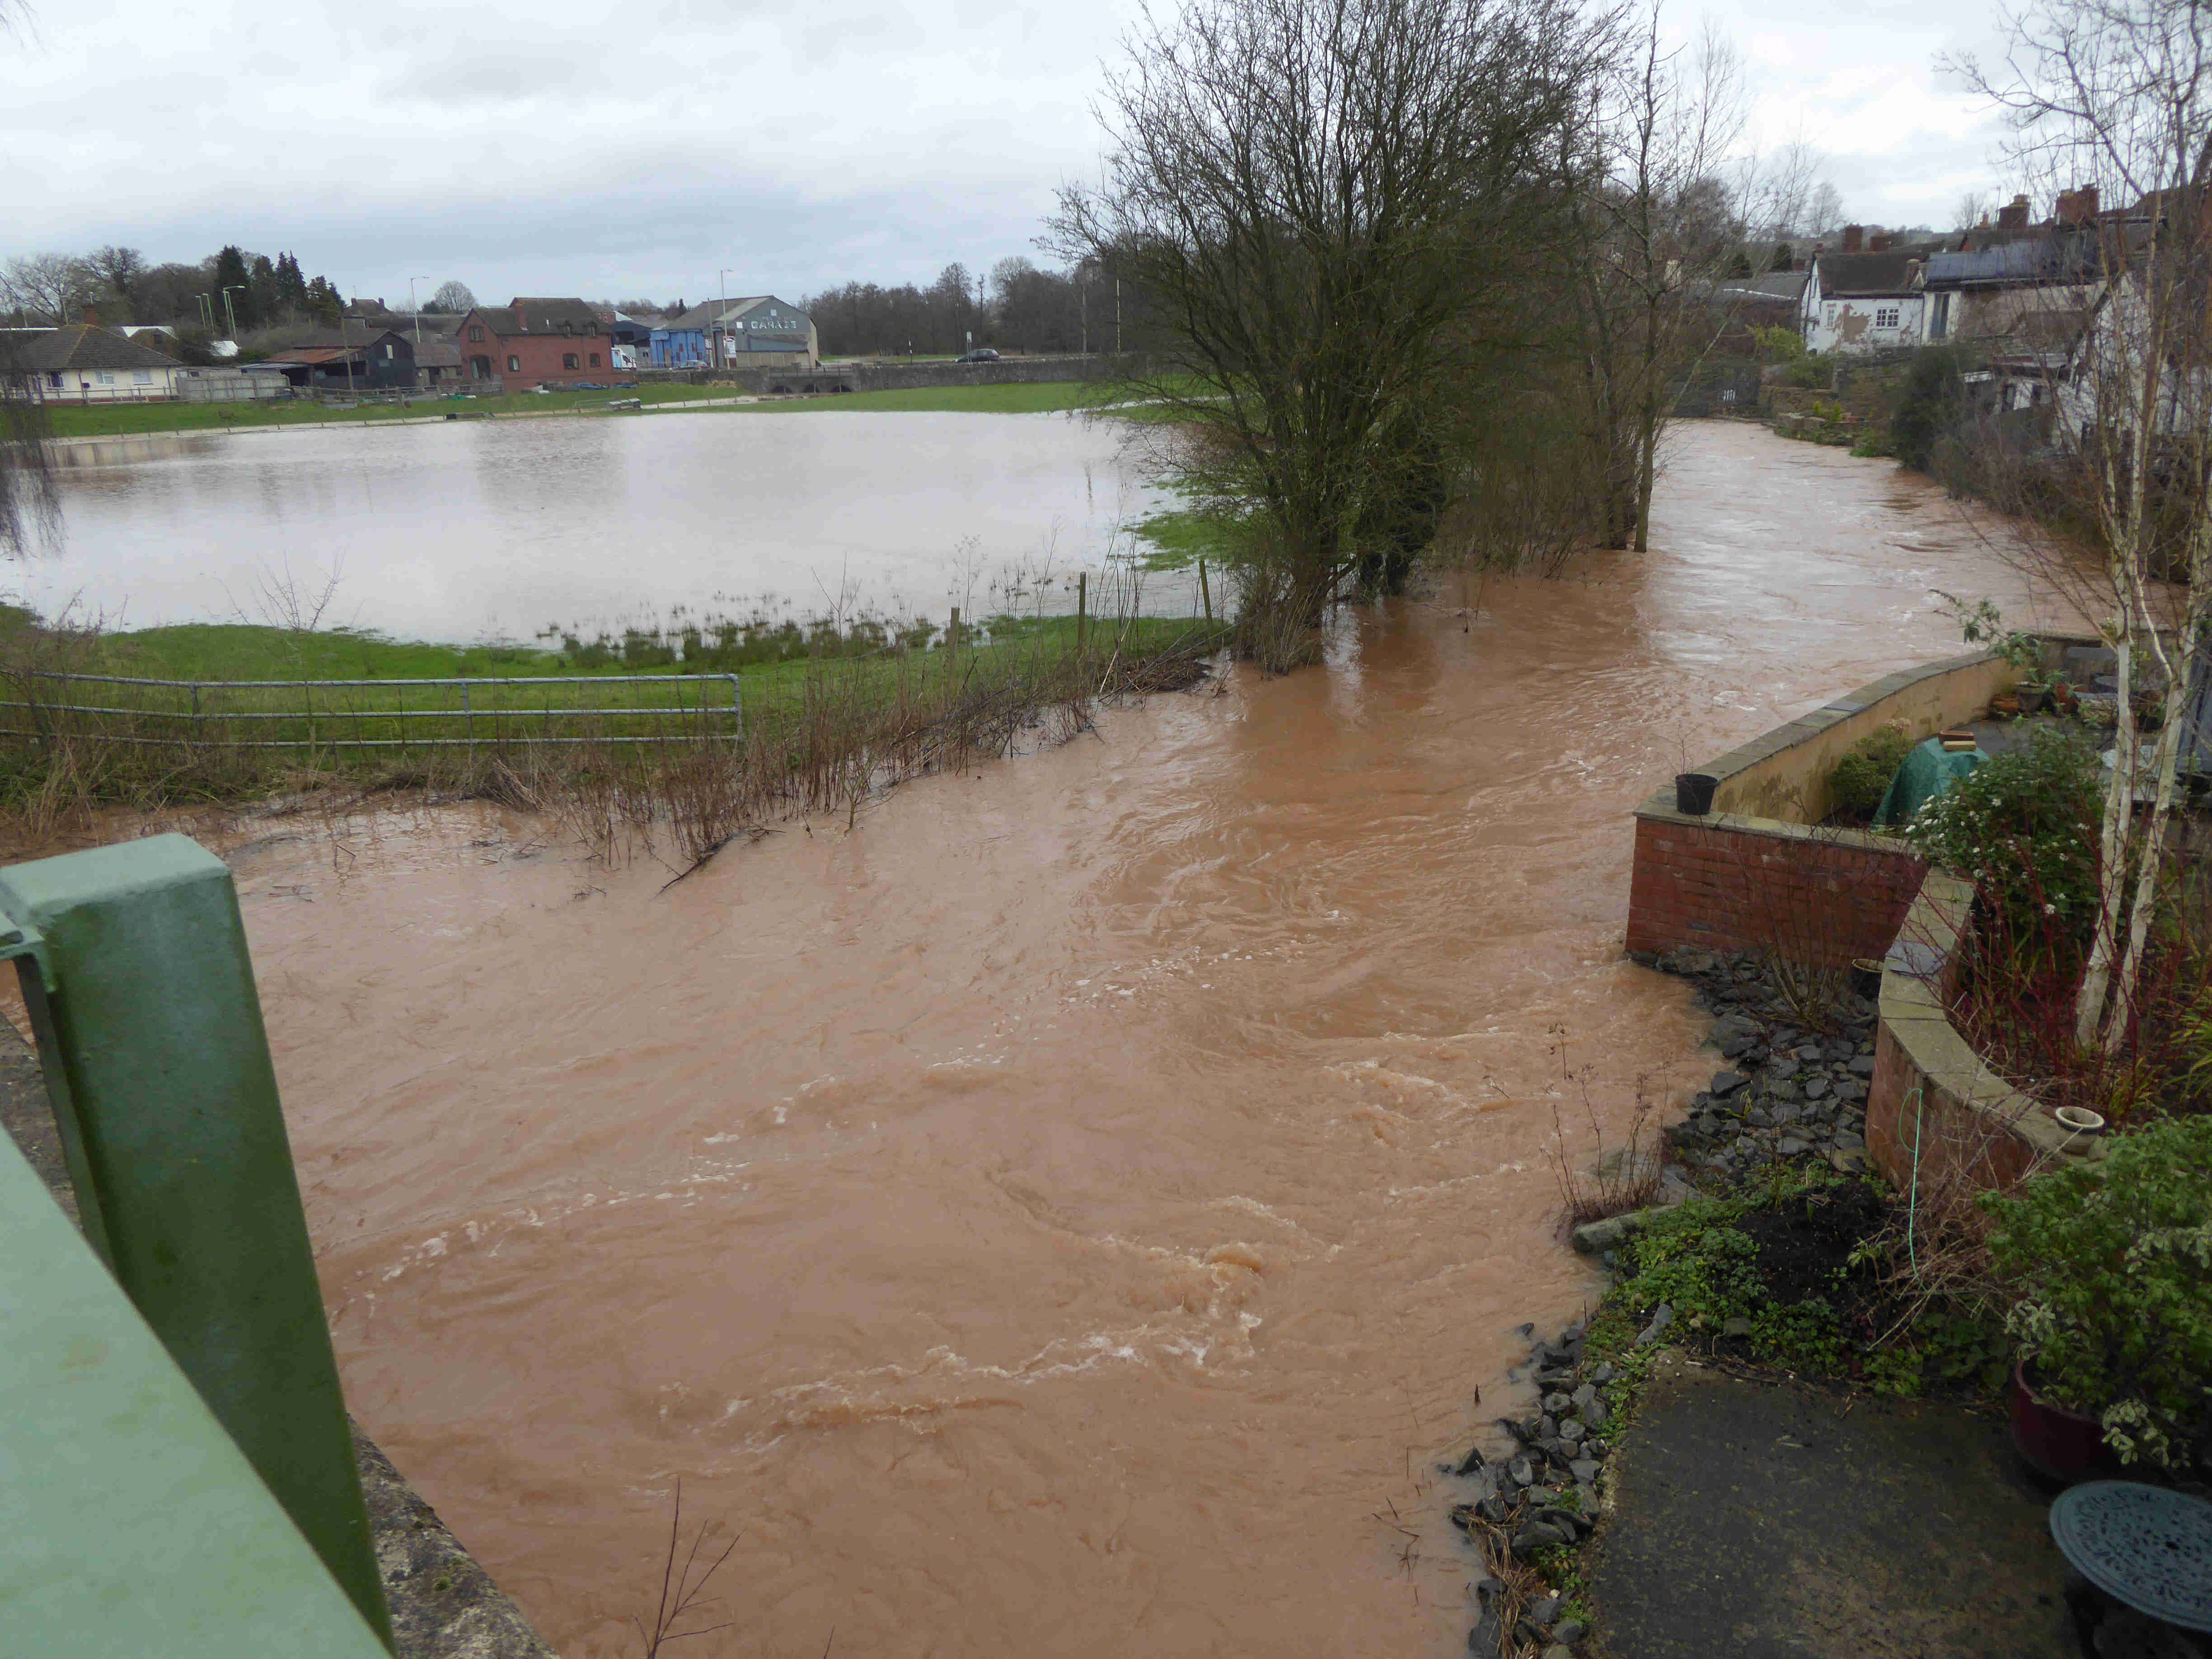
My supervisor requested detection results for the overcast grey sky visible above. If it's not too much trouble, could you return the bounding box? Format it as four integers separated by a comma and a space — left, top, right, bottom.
6, 0, 2020, 308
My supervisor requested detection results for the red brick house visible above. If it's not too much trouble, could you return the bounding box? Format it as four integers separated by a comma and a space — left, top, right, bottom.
455, 298, 612, 387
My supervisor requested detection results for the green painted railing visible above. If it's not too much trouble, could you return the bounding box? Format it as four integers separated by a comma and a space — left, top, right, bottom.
0, 834, 394, 1650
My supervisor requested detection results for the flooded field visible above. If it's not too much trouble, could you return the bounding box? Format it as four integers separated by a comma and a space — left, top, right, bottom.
30, 410, 1178, 641
216, 424, 2047, 1656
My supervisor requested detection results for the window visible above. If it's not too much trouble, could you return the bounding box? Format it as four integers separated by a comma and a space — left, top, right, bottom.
95, 371, 114, 385
561, 323, 573, 337
468, 325, 485, 342
1930, 293, 1951, 340
562, 353, 580, 370
1875, 306, 1901, 329
506, 355, 521, 373
589, 352, 601, 368
384, 343, 395, 359
133, 369, 152, 384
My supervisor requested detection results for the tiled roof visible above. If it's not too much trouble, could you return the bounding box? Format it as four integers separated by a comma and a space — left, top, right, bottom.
14, 325, 180, 372
1814, 252, 1920, 297
503, 298, 605, 334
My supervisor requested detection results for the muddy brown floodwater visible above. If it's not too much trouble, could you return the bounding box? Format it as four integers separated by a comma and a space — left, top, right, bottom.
221, 424, 2048, 1657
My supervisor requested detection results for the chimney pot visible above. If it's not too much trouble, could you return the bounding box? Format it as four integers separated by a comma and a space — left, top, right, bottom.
1997, 194, 2031, 230
1869, 231, 1892, 253
1842, 224, 1865, 253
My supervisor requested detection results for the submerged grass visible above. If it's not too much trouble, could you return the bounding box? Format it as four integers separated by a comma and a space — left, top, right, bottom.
0, 601, 1230, 869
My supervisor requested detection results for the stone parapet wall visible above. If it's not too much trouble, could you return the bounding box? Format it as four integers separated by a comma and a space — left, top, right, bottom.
1866, 871, 2095, 1191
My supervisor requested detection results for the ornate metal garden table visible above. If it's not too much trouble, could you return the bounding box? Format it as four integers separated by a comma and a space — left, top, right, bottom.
2049, 1481, 2212, 1634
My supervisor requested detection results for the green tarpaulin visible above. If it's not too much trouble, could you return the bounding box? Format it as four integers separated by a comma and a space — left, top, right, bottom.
1873, 737, 1986, 829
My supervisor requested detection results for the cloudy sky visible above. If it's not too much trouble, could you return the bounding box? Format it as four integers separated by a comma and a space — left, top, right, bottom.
5, 0, 2020, 309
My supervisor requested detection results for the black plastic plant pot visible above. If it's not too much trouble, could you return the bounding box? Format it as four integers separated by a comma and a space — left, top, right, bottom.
1674, 773, 1719, 815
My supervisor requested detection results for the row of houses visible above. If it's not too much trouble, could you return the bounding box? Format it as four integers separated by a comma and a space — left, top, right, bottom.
5, 291, 821, 402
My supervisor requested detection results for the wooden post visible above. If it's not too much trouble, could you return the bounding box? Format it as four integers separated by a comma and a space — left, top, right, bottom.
949, 607, 960, 680
1198, 558, 1212, 623
1077, 572, 1087, 673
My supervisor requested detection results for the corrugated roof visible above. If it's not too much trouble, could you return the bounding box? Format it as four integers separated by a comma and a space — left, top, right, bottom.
15, 325, 181, 373
1926, 239, 2082, 287
1717, 270, 1807, 301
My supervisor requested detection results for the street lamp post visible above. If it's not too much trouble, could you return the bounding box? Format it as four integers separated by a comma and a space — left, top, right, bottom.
408, 278, 426, 347
717, 267, 737, 371
220, 286, 244, 341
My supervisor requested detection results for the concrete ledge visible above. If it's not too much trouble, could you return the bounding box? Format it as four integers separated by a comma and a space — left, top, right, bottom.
1865, 870, 2096, 1191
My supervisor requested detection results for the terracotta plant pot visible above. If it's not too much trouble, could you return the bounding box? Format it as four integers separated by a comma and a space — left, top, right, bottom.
2010, 1361, 2112, 1482
1990, 694, 2022, 718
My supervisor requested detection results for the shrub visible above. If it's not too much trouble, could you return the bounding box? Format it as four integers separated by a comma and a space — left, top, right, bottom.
1982, 1117, 2212, 1466
1755, 326, 1806, 362
1779, 355, 1829, 390
1828, 726, 1915, 818
1891, 347, 1979, 474
1903, 728, 2102, 956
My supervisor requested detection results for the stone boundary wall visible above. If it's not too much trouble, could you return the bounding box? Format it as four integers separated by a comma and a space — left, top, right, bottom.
1624, 651, 2019, 962
1867, 870, 2095, 1190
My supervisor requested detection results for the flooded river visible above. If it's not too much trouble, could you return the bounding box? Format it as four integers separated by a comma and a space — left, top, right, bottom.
216, 423, 2042, 1656
32, 410, 1174, 641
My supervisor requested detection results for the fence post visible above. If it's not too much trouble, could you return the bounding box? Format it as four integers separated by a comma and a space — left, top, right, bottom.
1199, 558, 1211, 623
0, 835, 394, 1650
1077, 572, 1087, 675
949, 607, 961, 679
463, 680, 473, 762
729, 674, 744, 740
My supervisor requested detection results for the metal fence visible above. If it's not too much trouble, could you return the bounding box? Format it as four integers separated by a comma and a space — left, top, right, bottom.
0, 671, 745, 753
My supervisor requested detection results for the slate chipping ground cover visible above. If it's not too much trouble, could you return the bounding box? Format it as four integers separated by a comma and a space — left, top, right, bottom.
1441, 947, 2050, 1659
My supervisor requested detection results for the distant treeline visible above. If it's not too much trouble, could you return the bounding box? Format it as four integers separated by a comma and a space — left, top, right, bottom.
802, 257, 1124, 357
2, 244, 346, 337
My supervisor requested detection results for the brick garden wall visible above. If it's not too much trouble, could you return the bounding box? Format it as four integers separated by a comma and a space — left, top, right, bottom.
1624, 810, 1926, 964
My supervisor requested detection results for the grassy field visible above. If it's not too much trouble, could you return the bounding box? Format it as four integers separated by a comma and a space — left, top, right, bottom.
1, 609, 1229, 830
44, 380, 1112, 439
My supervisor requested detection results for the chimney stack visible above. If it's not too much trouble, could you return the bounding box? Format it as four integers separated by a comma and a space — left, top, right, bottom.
2056, 185, 2101, 225
1841, 224, 1865, 253
80, 305, 98, 327
1997, 193, 2031, 230
1869, 231, 1892, 253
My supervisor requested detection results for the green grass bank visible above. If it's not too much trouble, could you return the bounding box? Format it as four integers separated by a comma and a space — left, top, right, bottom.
46, 381, 1106, 441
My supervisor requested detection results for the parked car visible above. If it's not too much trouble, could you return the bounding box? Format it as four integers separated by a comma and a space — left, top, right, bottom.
956, 348, 1000, 363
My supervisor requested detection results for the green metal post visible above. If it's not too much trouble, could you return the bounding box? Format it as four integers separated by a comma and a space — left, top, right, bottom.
0, 834, 394, 1648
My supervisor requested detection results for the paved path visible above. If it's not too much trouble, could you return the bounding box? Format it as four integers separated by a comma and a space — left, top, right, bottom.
1590, 1353, 2076, 1659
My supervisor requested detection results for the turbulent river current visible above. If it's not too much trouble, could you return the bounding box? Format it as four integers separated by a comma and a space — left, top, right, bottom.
213, 423, 2043, 1656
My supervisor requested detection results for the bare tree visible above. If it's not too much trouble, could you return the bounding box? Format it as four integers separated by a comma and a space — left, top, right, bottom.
428, 279, 477, 314
1050, 0, 1609, 653
1564, 9, 1752, 551
1954, 188, 1996, 230
1949, 0, 2212, 1050
85, 245, 145, 307
2, 252, 94, 325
